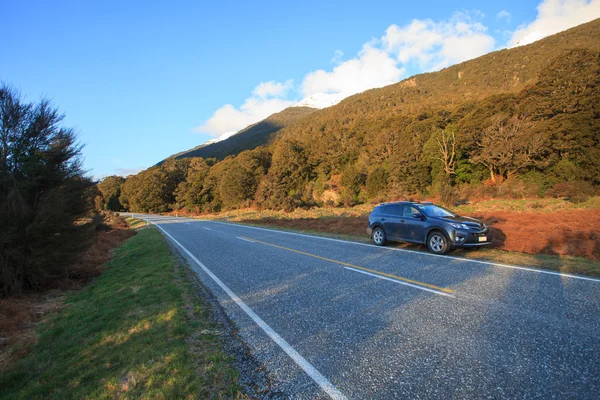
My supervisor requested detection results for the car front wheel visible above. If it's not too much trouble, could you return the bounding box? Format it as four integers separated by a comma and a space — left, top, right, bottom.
372, 227, 386, 246
427, 231, 450, 254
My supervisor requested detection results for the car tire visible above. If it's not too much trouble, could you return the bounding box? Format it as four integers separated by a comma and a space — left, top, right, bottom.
427, 231, 450, 254
372, 227, 386, 246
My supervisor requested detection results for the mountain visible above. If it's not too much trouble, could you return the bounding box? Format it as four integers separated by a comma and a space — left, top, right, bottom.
161, 106, 317, 163
124, 19, 600, 214
294, 92, 348, 109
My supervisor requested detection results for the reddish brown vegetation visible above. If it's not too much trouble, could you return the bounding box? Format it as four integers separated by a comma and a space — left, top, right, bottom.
66, 215, 135, 284
0, 214, 135, 372
244, 209, 600, 260
474, 210, 600, 260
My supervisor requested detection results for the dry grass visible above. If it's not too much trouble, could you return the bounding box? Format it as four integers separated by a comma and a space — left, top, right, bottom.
239, 209, 600, 261
472, 210, 600, 260
0, 291, 66, 373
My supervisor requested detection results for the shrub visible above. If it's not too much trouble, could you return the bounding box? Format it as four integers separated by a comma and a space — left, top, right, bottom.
497, 179, 540, 199
0, 85, 93, 296
547, 180, 596, 203
439, 183, 460, 206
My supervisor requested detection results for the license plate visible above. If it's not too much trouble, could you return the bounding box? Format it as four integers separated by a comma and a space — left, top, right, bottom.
478, 236, 487, 242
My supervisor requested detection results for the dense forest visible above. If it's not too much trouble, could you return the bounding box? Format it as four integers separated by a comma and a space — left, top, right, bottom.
160, 106, 317, 162
104, 19, 600, 214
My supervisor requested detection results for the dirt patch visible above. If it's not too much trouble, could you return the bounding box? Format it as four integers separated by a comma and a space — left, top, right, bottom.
242, 208, 600, 260
67, 219, 135, 284
0, 290, 65, 373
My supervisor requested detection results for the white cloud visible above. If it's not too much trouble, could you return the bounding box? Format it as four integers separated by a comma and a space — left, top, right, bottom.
509, 0, 600, 47
383, 12, 495, 71
497, 10, 511, 22
115, 167, 144, 177
301, 44, 405, 100
196, 81, 294, 137
331, 49, 344, 65
197, 11, 498, 131
252, 79, 293, 99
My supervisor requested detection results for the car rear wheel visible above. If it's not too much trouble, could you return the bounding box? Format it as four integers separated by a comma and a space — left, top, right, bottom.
372, 227, 386, 246
427, 231, 449, 254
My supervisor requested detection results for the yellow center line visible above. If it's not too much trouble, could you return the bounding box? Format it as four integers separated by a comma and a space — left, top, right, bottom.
241, 236, 454, 294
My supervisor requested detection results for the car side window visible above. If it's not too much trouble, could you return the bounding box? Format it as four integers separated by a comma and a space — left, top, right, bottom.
403, 206, 419, 218
386, 204, 404, 216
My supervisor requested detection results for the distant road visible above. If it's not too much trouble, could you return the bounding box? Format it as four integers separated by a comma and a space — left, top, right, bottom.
131, 213, 600, 399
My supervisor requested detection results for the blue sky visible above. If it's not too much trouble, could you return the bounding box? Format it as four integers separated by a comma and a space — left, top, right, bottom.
2, 0, 598, 179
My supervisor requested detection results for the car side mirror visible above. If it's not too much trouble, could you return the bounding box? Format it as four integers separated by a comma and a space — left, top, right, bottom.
413, 212, 424, 219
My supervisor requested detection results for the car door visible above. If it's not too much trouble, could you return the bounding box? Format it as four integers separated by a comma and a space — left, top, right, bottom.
397, 205, 426, 243
380, 204, 404, 240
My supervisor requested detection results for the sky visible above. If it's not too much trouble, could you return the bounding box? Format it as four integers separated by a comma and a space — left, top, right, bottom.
2, 0, 599, 179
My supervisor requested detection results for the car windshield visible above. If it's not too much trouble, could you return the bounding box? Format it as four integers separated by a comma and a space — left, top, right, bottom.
419, 204, 456, 218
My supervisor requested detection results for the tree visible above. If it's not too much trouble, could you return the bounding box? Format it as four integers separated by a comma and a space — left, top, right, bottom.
340, 164, 366, 205
366, 167, 389, 198
218, 161, 255, 209
97, 175, 125, 211
174, 158, 213, 212
472, 115, 547, 183
434, 127, 456, 177
0, 84, 93, 296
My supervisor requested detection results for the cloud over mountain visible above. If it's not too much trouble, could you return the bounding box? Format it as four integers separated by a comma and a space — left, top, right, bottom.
195, 81, 294, 137
196, 1, 600, 137
510, 0, 600, 46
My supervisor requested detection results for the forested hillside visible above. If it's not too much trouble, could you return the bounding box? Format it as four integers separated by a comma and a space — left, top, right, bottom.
113, 19, 600, 214
161, 106, 317, 163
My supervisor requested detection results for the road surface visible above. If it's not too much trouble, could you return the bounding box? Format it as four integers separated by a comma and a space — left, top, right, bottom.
132, 214, 600, 399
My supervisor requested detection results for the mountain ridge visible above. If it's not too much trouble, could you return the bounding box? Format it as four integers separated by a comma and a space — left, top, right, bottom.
159, 106, 317, 164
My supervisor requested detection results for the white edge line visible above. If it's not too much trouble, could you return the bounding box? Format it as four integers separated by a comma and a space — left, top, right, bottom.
343, 267, 455, 298
204, 220, 600, 283
150, 222, 346, 400
237, 236, 255, 243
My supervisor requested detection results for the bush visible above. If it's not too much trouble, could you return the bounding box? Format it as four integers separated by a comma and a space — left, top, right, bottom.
439, 183, 460, 206
0, 85, 93, 297
547, 180, 596, 203
497, 179, 540, 199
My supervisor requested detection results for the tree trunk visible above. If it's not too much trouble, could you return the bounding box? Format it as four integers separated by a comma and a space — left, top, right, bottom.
490, 166, 496, 184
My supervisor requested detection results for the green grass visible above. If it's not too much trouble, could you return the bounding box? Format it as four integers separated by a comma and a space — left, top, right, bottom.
454, 196, 600, 214
0, 227, 242, 399
126, 217, 149, 230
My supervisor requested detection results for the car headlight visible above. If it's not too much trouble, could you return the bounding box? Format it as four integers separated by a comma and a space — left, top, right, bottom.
450, 223, 469, 229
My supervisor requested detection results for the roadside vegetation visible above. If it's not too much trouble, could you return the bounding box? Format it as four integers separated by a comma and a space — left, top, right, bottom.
0, 85, 96, 297
179, 197, 600, 277
0, 223, 243, 399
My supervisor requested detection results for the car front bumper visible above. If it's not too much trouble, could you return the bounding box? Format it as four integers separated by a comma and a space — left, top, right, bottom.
449, 228, 492, 248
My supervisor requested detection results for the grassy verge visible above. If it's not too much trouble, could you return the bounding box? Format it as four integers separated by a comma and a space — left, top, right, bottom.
126, 217, 149, 230
237, 221, 600, 278
0, 224, 242, 399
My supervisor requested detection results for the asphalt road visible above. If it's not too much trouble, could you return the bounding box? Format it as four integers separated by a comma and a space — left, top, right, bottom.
132, 214, 600, 399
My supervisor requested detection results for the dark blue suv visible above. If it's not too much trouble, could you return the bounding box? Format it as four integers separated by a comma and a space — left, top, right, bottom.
367, 201, 491, 254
